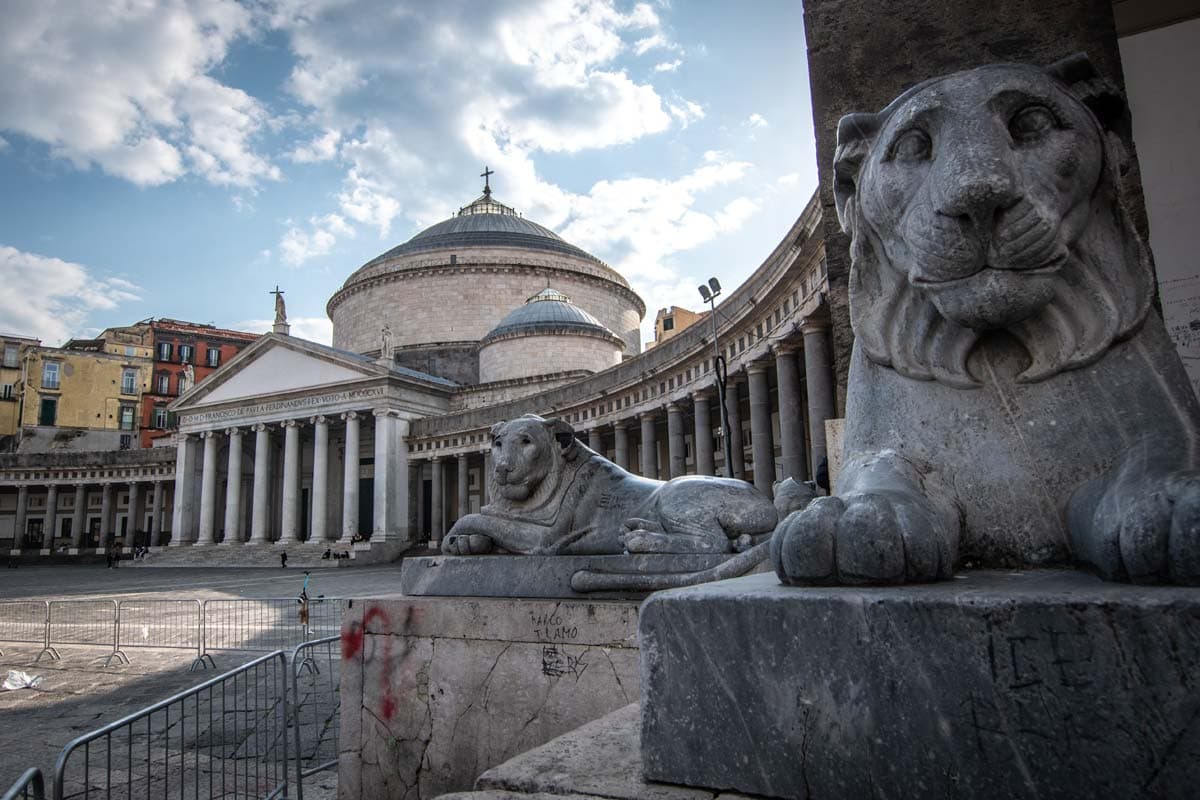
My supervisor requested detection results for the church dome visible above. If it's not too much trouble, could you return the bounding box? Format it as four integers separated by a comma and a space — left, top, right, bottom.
361, 193, 606, 268
326, 174, 645, 374
481, 288, 616, 343
478, 288, 625, 384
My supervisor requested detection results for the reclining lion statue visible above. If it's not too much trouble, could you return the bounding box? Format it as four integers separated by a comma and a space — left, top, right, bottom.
443, 414, 778, 559
772, 54, 1199, 586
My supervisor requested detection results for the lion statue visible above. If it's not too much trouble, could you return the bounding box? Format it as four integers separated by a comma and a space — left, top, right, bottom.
772, 54, 1200, 586
442, 414, 778, 559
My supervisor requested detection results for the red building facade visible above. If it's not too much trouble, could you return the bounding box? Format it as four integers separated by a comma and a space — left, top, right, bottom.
141, 320, 259, 448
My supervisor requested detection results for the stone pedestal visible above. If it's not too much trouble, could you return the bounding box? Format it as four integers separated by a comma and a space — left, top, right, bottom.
640, 570, 1200, 800
340, 595, 641, 800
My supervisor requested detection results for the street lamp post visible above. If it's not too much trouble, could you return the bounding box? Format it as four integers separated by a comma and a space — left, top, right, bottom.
699, 278, 736, 478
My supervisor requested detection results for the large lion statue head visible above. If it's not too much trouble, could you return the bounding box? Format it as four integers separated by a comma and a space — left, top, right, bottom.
486, 414, 580, 507
833, 54, 1153, 388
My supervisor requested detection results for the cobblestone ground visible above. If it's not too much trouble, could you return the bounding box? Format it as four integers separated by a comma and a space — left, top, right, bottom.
0, 564, 370, 795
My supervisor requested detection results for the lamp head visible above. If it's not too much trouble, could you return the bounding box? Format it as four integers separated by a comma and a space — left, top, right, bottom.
707, 277, 722, 296
698, 285, 712, 303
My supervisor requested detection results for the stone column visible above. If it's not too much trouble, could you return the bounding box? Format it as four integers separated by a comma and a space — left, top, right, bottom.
457, 453, 469, 521
250, 424, 272, 543
431, 458, 445, 544
310, 416, 330, 542
407, 461, 420, 539
666, 404, 686, 478
341, 411, 360, 542
44, 485, 59, 547
279, 420, 301, 544
481, 451, 492, 505
803, 321, 837, 473
126, 482, 141, 547
223, 427, 244, 544
640, 411, 658, 479
12, 485, 28, 548
99, 483, 114, 548
588, 428, 603, 454
372, 410, 410, 543
692, 393, 715, 476
170, 434, 195, 546
775, 343, 808, 482
150, 481, 164, 546
614, 421, 630, 472
748, 364, 776, 497
725, 376, 746, 480
71, 484, 87, 549
197, 431, 219, 545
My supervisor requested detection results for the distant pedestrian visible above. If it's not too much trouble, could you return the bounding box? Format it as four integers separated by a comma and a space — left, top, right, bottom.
280, 551, 288, 568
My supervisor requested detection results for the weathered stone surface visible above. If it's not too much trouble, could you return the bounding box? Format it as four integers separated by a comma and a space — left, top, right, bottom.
400, 554, 736, 599
475, 704, 713, 800
803, 0, 1145, 415
339, 595, 640, 800
773, 57, 1200, 586
444, 415, 777, 557
640, 570, 1200, 799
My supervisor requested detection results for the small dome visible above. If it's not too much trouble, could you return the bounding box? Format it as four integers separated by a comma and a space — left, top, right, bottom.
482, 288, 620, 344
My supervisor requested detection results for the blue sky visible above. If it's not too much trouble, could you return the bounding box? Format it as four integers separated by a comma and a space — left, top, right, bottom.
0, 0, 817, 347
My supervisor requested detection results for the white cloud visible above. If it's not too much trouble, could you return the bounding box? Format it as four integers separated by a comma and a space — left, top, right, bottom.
0, 0, 276, 188
654, 59, 682, 72
236, 316, 333, 345
278, 212, 358, 266
288, 129, 342, 163
0, 245, 141, 345
777, 172, 801, 186
746, 113, 768, 128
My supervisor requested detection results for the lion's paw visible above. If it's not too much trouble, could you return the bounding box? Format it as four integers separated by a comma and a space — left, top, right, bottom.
441, 533, 495, 556
1078, 471, 1200, 584
770, 491, 956, 585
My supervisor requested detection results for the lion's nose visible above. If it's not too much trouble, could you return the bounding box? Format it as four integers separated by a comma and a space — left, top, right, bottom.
934, 154, 1020, 231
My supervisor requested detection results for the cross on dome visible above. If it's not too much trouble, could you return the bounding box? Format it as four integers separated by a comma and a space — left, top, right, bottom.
480, 165, 494, 196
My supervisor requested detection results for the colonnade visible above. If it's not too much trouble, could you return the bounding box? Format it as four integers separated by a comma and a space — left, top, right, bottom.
172, 408, 410, 546
4, 478, 169, 551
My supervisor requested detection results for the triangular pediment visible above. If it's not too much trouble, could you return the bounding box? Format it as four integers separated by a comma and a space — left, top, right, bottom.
174, 335, 383, 409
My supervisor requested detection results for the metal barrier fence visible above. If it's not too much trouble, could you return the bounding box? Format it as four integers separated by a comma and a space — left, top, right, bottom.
1, 769, 45, 800
289, 637, 340, 800
0, 601, 49, 659
0, 599, 346, 670
53, 651, 292, 800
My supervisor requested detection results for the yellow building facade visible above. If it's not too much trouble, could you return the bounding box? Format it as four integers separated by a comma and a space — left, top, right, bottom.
18, 344, 153, 450
0, 333, 40, 441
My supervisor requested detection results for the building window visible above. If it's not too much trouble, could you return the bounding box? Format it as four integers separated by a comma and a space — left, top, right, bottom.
153, 407, 169, 429
206, 348, 220, 367
39, 397, 57, 426
42, 362, 60, 389
158, 342, 173, 361
121, 368, 137, 395
178, 344, 193, 363
124, 346, 135, 357
156, 374, 170, 394
0, 384, 12, 400
119, 405, 135, 431
119, 434, 132, 450
2, 343, 17, 368
662, 317, 675, 331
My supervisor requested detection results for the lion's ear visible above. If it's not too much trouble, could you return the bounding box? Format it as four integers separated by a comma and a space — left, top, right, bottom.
833, 112, 881, 234
1046, 53, 1131, 146
546, 417, 576, 451
489, 421, 506, 440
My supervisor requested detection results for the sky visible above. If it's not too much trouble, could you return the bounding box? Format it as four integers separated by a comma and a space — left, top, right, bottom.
0, 0, 818, 348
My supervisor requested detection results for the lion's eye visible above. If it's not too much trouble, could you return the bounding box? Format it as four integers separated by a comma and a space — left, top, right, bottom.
521, 437, 531, 445
493, 439, 502, 448
889, 129, 931, 162
1010, 105, 1057, 142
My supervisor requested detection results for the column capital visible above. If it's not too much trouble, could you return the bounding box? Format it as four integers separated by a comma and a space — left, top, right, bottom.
800, 317, 830, 335
747, 361, 769, 375
612, 419, 628, 430
176, 432, 194, 443
456, 452, 468, 462
310, 415, 328, 425
691, 390, 713, 402
281, 419, 300, 429
639, 410, 658, 420
773, 340, 800, 356
341, 410, 360, 421
224, 426, 242, 437
252, 422, 270, 433
199, 430, 219, 440
373, 408, 402, 419
666, 402, 682, 413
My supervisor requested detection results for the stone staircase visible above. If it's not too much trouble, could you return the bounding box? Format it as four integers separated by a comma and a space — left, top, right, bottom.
129, 539, 412, 568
